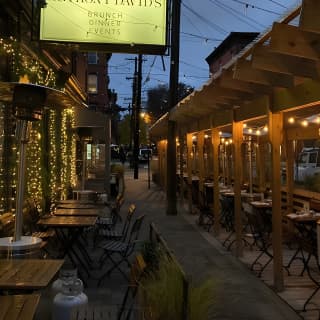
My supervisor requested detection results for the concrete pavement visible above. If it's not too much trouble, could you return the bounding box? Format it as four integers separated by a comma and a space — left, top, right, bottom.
35, 165, 302, 319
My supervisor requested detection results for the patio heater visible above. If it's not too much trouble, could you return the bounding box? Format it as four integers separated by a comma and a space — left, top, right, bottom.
0, 83, 71, 255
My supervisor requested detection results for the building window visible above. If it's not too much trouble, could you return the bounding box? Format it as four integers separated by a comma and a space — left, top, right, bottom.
87, 52, 98, 64
87, 74, 98, 93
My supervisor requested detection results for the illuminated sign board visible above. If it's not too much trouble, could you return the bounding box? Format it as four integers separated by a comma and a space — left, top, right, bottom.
39, 0, 167, 52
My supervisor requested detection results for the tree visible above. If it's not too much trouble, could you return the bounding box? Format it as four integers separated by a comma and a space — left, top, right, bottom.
146, 83, 194, 120
118, 113, 149, 146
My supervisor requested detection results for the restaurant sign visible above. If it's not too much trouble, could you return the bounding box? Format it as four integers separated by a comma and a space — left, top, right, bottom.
39, 0, 168, 53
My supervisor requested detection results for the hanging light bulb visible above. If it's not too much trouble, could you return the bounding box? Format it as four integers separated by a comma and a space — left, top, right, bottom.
256, 129, 261, 136
263, 126, 268, 132
248, 128, 253, 134
288, 117, 295, 124
301, 120, 308, 127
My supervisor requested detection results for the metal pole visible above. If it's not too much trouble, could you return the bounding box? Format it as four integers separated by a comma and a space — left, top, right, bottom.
105, 115, 111, 197
81, 140, 87, 190
133, 54, 142, 179
166, 0, 181, 215
248, 136, 253, 194
147, 151, 150, 189
13, 120, 29, 242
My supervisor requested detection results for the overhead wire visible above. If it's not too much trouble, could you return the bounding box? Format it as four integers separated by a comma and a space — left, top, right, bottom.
224, 0, 282, 15
180, 31, 223, 42
210, 0, 267, 29
181, 1, 228, 35
264, 0, 288, 9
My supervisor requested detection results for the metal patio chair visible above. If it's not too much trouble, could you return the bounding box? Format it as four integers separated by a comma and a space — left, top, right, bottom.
98, 214, 146, 285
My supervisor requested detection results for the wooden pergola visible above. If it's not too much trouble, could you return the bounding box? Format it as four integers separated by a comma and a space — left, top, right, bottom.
150, 0, 320, 292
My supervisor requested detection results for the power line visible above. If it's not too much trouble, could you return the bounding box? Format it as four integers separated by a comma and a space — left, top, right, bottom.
225, 0, 282, 15
180, 60, 209, 72
182, 10, 205, 39
180, 31, 223, 42
265, 0, 288, 9
182, 1, 228, 35
210, 0, 267, 29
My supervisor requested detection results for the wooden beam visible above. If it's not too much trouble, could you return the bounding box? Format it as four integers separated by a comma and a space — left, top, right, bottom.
252, 45, 320, 80
286, 125, 320, 140
233, 59, 294, 88
284, 132, 294, 213
233, 120, 243, 257
269, 111, 284, 292
234, 95, 269, 122
198, 131, 205, 205
270, 22, 320, 61
212, 109, 233, 127
219, 70, 272, 95
204, 85, 250, 101
187, 133, 193, 214
300, 0, 320, 33
212, 128, 221, 235
273, 79, 320, 112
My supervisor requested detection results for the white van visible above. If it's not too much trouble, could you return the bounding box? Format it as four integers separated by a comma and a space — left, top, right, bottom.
295, 148, 320, 181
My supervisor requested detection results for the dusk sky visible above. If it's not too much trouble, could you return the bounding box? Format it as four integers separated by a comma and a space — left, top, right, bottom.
108, 0, 301, 112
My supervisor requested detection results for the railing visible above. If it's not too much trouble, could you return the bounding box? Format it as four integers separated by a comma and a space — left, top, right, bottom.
149, 222, 189, 320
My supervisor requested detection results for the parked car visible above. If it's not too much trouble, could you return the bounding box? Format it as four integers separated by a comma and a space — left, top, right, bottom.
138, 148, 152, 162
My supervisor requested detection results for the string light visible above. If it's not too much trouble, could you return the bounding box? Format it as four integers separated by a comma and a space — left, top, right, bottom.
0, 36, 80, 213
288, 117, 295, 124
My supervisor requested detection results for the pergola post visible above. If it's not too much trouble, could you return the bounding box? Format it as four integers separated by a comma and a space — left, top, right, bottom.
269, 111, 284, 292
212, 128, 220, 235
257, 138, 266, 192
198, 131, 205, 205
178, 131, 185, 202
284, 133, 294, 213
233, 120, 244, 257
186, 133, 193, 214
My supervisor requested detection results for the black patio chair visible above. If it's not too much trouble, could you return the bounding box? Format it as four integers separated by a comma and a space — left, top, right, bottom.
243, 202, 273, 277
94, 204, 136, 246
95, 194, 125, 231
98, 214, 146, 285
196, 190, 214, 232
72, 254, 147, 320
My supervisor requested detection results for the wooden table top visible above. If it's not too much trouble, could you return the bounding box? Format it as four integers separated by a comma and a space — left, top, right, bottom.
286, 212, 320, 223
0, 259, 64, 290
57, 203, 99, 209
54, 208, 99, 216
0, 294, 40, 320
38, 215, 97, 227
250, 200, 273, 208
57, 199, 96, 205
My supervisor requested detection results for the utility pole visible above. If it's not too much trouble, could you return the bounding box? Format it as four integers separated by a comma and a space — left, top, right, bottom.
166, 0, 181, 215
133, 54, 142, 179
126, 58, 137, 152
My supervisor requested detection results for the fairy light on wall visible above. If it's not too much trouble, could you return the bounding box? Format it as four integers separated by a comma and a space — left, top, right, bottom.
48, 109, 59, 203
60, 108, 76, 199
26, 122, 42, 201
0, 36, 59, 212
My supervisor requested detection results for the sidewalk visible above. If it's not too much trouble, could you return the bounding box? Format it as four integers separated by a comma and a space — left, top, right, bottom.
35, 166, 302, 319
122, 167, 301, 320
